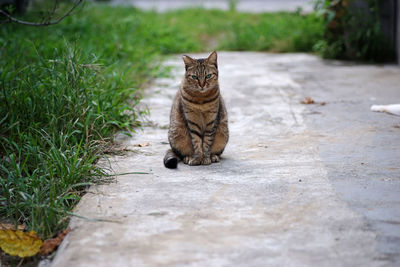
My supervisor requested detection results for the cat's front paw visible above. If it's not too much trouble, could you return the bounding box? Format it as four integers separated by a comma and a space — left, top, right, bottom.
188, 155, 202, 166
183, 156, 190, 164
201, 157, 211, 165
211, 155, 220, 163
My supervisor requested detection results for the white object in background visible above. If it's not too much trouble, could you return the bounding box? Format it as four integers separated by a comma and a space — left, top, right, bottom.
371, 104, 400, 116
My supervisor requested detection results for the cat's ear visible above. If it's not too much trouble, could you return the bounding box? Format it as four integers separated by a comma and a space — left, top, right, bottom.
182, 55, 196, 70
206, 51, 218, 69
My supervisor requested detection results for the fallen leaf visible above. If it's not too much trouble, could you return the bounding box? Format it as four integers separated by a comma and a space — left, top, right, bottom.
135, 142, 150, 147
301, 96, 315, 104
40, 228, 70, 255
0, 230, 42, 257
301, 97, 326, 105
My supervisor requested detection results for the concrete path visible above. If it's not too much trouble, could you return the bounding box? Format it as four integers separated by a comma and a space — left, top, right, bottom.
111, 0, 313, 13
52, 52, 400, 266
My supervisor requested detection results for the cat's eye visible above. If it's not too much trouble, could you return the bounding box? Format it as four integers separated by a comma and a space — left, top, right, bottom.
206, 74, 212, 79
191, 75, 198, 80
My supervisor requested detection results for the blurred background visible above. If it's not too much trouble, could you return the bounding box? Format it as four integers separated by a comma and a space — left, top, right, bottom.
2, 0, 399, 62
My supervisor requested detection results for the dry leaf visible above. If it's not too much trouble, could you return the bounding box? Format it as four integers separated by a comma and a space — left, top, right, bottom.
301, 96, 315, 104
135, 142, 150, 147
40, 228, 70, 255
301, 97, 326, 105
0, 230, 43, 258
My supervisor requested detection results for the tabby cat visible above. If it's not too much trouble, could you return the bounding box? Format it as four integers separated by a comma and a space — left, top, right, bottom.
164, 51, 229, 169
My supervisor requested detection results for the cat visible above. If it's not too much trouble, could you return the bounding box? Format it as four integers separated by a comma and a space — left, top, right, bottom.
163, 51, 229, 169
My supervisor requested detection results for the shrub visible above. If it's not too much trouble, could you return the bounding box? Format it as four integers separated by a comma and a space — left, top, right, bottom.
313, 0, 395, 62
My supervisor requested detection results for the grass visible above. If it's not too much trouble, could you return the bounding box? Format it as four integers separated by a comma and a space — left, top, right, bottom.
0, 3, 324, 245
157, 8, 323, 52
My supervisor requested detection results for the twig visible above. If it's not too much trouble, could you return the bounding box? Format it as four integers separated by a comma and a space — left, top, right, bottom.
0, 0, 83, 26
66, 211, 123, 224
103, 171, 151, 177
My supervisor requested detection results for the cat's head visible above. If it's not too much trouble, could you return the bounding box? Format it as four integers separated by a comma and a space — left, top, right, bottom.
182, 51, 218, 93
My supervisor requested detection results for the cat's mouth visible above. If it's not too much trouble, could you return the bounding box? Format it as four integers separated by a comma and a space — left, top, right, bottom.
197, 86, 209, 93
199, 86, 209, 92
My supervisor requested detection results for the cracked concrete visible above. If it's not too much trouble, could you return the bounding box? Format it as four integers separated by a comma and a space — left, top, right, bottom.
52, 52, 400, 266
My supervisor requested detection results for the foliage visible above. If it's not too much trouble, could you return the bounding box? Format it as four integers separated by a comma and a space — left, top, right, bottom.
0, 41, 133, 239
155, 8, 323, 52
0, 6, 157, 240
313, 0, 395, 62
227, 0, 239, 12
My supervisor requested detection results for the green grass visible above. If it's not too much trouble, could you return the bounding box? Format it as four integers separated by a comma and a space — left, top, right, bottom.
0, 3, 324, 243
156, 8, 323, 52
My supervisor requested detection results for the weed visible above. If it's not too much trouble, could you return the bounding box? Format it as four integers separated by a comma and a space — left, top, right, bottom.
155, 8, 323, 52
0, 42, 132, 238
313, 0, 395, 62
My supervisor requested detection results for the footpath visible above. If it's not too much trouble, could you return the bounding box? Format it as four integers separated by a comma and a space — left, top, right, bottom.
52, 52, 400, 266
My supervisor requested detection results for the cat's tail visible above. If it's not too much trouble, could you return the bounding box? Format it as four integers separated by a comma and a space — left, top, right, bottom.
164, 149, 178, 169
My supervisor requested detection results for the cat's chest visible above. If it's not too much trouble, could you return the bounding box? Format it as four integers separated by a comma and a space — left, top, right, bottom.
191, 106, 216, 118
184, 103, 218, 130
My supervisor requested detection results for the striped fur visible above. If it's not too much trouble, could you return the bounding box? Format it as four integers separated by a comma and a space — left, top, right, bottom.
164, 51, 229, 168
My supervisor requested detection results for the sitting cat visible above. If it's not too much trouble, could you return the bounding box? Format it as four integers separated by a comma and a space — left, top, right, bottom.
164, 51, 229, 169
